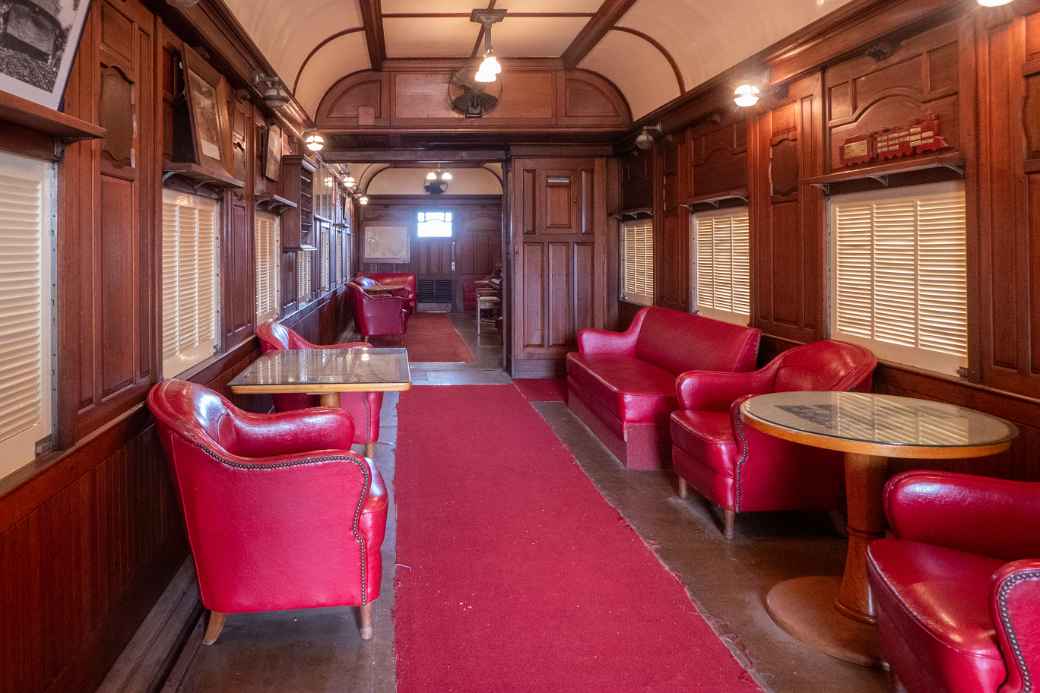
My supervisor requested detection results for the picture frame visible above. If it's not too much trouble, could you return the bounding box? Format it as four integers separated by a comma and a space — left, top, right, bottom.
264, 122, 282, 182
363, 225, 410, 264
0, 0, 92, 111
182, 45, 232, 174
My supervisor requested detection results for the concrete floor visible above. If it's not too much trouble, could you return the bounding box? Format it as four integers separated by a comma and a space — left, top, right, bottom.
160, 313, 887, 692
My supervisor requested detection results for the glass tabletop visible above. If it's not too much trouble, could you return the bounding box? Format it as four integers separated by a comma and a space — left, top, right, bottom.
229, 348, 410, 391
741, 391, 1016, 450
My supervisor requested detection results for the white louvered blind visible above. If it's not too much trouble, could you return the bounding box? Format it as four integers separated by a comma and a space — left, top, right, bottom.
255, 212, 280, 323
320, 226, 331, 291
334, 228, 344, 284
830, 182, 967, 375
297, 250, 313, 304
693, 208, 750, 324
0, 153, 53, 479
621, 219, 654, 306
161, 190, 219, 378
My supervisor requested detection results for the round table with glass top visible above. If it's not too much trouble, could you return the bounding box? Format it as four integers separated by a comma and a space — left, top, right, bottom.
740, 391, 1017, 668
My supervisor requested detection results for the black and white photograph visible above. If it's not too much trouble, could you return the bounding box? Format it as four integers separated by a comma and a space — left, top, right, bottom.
0, 0, 90, 110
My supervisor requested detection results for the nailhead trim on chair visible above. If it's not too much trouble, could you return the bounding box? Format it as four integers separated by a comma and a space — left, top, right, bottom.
996, 568, 1040, 693
188, 441, 373, 605
732, 410, 750, 513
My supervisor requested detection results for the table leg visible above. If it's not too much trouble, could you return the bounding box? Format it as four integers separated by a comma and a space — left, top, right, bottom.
764, 452, 887, 667
319, 393, 341, 408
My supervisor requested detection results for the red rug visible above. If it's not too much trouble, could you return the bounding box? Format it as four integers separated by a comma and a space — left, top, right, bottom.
513, 377, 567, 402
393, 385, 760, 692
398, 313, 473, 363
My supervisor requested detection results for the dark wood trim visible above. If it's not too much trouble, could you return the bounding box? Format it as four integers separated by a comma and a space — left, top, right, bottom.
367, 194, 503, 205
359, 0, 387, 70
561, 0, 637, 69
509, 143, 614, 157
0, 91, 105, 143
609, 26, 686, 93
291, 27, 366, 95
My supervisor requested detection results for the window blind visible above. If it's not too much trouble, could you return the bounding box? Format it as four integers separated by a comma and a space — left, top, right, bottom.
0, 153, 53, 478
334, 228, 344, 284
320, 226, 331, 291
255, 212, 280, 323
621, 219, 654, 306
297, 250, 313, 304
693, 208, 750, 324
161, 190, 219, 378
830, 183, 967, 374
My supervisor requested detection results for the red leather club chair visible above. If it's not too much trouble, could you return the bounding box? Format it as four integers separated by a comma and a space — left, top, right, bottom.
670, 340, 876, 538
147, 380, 388, 644
353, 272, 417, 314
867, 471, 1040, 693
566, 306, 761, 471
257, 321, 384, 459
348, 279, 410, 341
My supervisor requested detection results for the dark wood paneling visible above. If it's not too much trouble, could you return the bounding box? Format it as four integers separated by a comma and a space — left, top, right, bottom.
618, 147, 652, 211
691, 118, 748, 199
653, 135, 690, 311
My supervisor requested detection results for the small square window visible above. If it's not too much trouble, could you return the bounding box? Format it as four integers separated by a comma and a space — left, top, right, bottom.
417, 210, 453, 238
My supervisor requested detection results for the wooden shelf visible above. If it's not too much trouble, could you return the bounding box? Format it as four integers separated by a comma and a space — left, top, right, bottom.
612, 207, 653, 221
806, 152, 964, 193
162, 161, 244, 190
681, 189, 748, 210
255, 193, 297, 215
0, 90, 105, 142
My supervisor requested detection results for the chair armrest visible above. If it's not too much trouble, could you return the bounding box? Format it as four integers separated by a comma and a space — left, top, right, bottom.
230, 407, 355, 458
675, 368, 775, 411
885, 472, 1040, 560
577, 307, 647, 357
992, 559, 1040, 693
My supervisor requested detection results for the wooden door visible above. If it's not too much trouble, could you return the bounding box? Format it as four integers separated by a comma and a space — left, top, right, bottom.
510, 158, 607, 376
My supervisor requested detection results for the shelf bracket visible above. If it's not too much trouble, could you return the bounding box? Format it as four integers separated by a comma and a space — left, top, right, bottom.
943, 162, 965, 176
868, 174, 889, 187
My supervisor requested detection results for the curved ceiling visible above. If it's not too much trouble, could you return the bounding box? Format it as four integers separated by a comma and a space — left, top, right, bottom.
366, 167, 503, 195
223, 0, 856, 122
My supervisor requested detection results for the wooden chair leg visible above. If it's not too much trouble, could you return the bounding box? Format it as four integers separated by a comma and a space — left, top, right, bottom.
722, 509, 736, 540
359, 603, 373, 641
677, 476, 688, 499
365, 441, 376, 458
202, 611, 225, 646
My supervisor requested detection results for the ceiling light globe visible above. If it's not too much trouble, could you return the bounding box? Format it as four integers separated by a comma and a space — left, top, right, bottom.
977, 0, 1012, 6
359, 195, 369, 206
440, 171, 453, 181
733, 83, 761, 108
344, 175, 356, 189
475, 65, 496, 83
426, 171, 438, 181
304, 131, 325, 152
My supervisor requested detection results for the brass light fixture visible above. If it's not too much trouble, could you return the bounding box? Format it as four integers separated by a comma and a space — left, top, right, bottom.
471, 9, 507, 84
255, 73, 290, 108
303, 130, 325, 152
424, 168, 452, 195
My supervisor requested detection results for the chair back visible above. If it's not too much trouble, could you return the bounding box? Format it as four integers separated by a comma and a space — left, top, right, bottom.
148, 379, 237, 453
772, 340, 877, 392
256, 320, 312, 353
633, 306, 761, 374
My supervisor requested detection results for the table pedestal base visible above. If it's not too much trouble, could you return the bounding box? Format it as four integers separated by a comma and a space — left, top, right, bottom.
766, 575, 880, 667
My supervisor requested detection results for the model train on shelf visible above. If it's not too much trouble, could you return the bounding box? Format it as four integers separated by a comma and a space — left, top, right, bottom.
839, 115, 949, 168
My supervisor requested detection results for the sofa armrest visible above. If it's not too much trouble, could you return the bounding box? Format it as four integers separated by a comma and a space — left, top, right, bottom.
230, 407, 355, 458
885, 472, 1040, 560
577, 307, 647, 357
676, 368, 775, 411
992, 559, 1040, 693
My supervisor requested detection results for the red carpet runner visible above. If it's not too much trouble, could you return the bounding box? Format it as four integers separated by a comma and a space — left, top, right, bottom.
393, 385, 760, 692
399, 313, 473, 363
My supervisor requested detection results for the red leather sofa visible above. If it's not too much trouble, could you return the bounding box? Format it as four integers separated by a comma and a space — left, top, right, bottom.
566, 306, 761, 470
257, 320, 384, 458
353, 272, 416, 314
867, 471, 1040, 692
147, 380, 387, 643
348, 279, 410, 340
670, 340, 876, 537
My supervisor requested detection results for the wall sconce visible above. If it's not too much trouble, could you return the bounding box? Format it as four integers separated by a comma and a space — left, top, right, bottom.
358, 195, 369, 206
255, 73, 290, 108
343, 169, 356, 190
733, 83, 761, 108
635, 124, 663, 150
304, 130, 325, 152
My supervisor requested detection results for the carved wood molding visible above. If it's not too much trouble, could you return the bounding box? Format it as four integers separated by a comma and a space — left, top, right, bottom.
359, 0, 387, 70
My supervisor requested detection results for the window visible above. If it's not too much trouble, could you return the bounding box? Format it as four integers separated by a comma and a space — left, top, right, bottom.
334, 228, 346, 284
417, 210, 453, 238
830, 182, 967, 375
0, 152, 54, 478
342, 229, 352, 283
161, 190, 219, 378
621, 219, 654, 306
692, 208, 750, 324
297, 249, 313, 304
255, 212, 280, 323
319, 225, 331, 291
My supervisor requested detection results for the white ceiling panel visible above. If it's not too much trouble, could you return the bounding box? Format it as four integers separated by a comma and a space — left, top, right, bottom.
384, 17, 479, 58
495, 0, 601, 10
296, 32, 371, 116
491, 17, 588, 58
580, 30, 680, 120
382, 0, 478, 13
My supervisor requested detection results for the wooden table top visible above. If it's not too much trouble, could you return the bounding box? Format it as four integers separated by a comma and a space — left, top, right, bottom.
741, 391, 1016, 459
229, 347, 412, 395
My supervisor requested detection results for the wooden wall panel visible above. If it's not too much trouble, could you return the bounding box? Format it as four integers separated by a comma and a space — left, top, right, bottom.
653, 136, 690, 311
691, 119, 748, 198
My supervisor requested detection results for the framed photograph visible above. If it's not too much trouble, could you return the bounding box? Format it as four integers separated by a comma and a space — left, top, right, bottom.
363, 225, 410, 264
264, 122, 282, 181
182, 46, 231, 172
0, 0, 91, 110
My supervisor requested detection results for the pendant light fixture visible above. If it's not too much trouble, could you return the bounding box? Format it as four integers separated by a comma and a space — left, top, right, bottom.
303, 130, 325, 152
424, 168, 453, 195
471, 9, 507, 84
343, 168, 356, 190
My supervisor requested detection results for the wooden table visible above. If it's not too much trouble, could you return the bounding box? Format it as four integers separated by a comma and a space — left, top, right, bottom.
740, 391, 1017, 667
229, 347, 411, 455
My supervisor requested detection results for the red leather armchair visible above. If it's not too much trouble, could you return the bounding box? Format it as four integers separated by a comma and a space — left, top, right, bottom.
670, 340, 876, 538
353, 272, 417, 314
566, 306, 761, 470
348, 280, 410, 340
867, 472, 1040, 692
256, 321, 384, 458
147, 380, 387, 643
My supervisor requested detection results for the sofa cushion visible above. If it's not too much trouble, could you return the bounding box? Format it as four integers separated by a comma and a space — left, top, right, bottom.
868, 539, 1006, 693
566, 353, 676, 425
634, 308, 759, 375
670, 410, 739, 477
